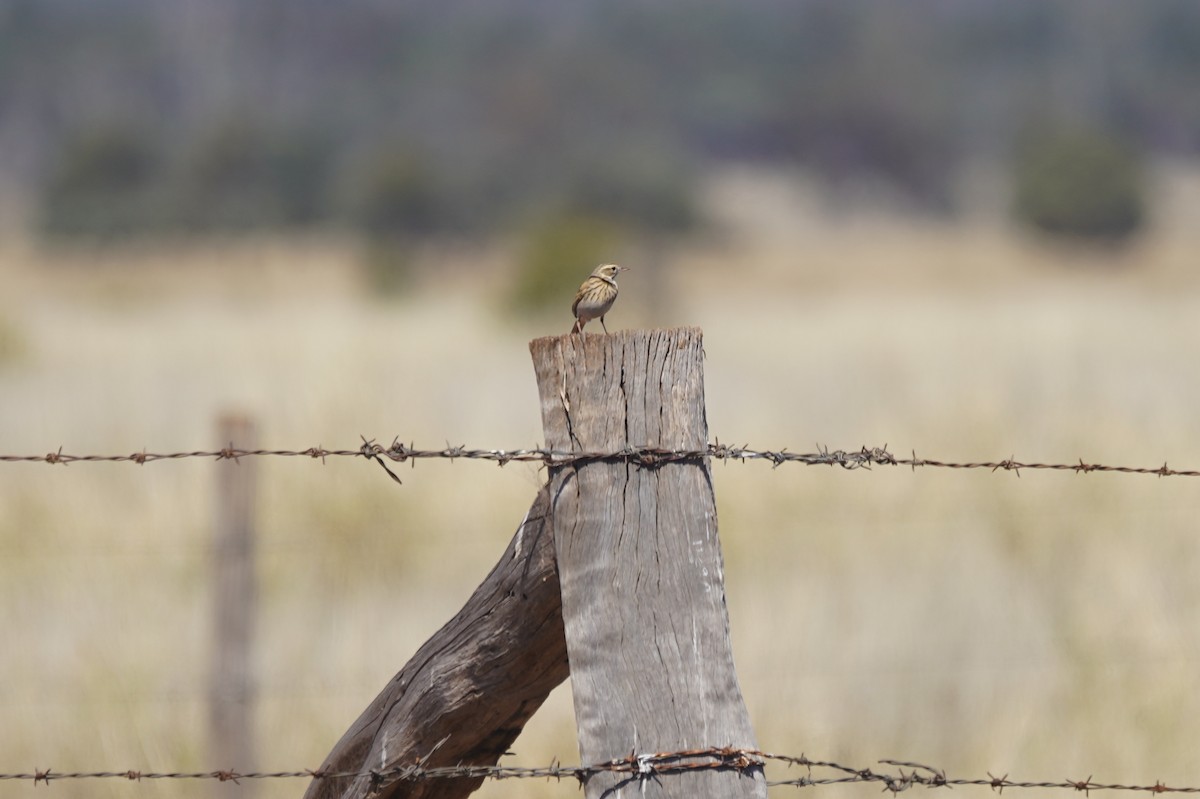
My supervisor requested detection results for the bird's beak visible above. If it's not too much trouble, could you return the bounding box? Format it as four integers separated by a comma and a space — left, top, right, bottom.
618, 265, 631, 272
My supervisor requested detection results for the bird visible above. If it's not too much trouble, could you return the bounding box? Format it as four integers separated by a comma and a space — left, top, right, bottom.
571, 263, 629, 334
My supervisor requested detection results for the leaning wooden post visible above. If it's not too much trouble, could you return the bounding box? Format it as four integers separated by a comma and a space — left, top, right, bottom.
301, 487, 568, 799
531, 328, 766, 799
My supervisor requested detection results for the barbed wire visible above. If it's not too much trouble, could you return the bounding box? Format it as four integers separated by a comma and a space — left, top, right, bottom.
1, 438, 1197, 480
3, 749, 1199, 794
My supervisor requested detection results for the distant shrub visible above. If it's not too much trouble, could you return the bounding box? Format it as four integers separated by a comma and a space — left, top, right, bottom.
510, 213, 621, 313
1012, 128, 1147, 241
181, 122, 333, 229
350, 151, 446, 239
347, 150, 451, 294
0, 314, 26, 366
39, 127, 162, 238
40, 122, 335, 237
361, 240, 414, 296
562, 157, 698, 233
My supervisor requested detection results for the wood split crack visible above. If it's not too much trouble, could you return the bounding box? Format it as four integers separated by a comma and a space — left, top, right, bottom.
558, 344, 578, 447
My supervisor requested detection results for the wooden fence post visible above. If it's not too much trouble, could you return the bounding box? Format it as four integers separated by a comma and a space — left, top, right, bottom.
211, 413, 258, 796
305, 327, 761, 799
301, 487, 568, 799
530, 328, 766, 799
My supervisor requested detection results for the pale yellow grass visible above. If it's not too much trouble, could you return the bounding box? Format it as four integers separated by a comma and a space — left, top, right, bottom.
3, 168, 1200, 799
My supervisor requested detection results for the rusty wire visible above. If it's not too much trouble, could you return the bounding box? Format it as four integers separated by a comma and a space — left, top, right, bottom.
3, 749, 1200, 794
1, 438, 1197, 478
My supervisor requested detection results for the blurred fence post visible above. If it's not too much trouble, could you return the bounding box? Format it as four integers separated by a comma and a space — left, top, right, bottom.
211, 413, 258, 797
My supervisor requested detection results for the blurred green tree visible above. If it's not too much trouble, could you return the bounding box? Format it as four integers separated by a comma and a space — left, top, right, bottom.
0, 313, 26, 367
562, 156, 698, 234
1012, 128, 1147, 241
182, 122, 333, 230
347, 148, 449, 295
350, 151, 445, 239
39, 127, 161, 238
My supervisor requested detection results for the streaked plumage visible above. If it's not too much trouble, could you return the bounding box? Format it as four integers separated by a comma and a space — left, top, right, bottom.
571, 263, 628, 334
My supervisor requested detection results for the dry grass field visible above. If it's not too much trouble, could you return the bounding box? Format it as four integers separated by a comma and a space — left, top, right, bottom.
3, 166, 1200, 798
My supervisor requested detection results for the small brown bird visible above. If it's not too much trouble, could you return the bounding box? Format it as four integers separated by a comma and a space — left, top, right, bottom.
571, 263, 629, 334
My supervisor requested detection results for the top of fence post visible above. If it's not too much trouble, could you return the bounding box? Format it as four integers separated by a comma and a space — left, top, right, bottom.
530, 328, 766, 799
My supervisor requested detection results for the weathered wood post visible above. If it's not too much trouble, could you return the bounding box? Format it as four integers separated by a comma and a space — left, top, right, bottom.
301, 488, 568, 799
530, 328, 765, 799
211, 413, 258, 797
304, 327, 761, 799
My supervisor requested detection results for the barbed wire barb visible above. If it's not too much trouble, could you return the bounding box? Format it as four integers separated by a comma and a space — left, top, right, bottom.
359, 434, 402, 485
